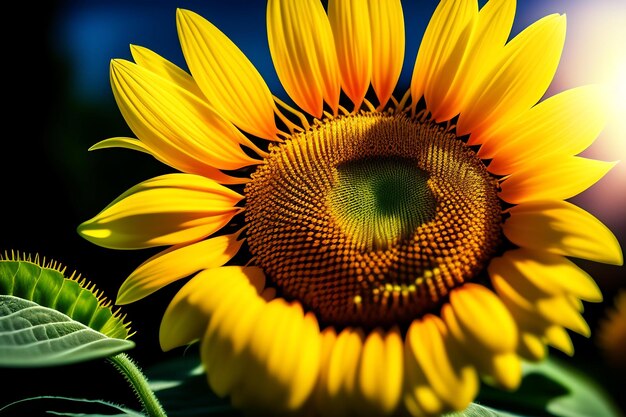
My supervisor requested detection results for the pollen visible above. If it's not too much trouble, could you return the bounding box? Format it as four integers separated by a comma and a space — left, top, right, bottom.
245, 113, 501, 327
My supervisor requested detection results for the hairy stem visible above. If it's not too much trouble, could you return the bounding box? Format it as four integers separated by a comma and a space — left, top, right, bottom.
107, 353, 167, 417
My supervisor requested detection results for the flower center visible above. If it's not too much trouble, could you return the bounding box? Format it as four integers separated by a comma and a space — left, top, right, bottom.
244, 113, 502, 328
330, 156, 436, 251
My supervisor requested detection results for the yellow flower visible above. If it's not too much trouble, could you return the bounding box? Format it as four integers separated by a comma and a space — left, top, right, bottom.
78, 0, 623, 415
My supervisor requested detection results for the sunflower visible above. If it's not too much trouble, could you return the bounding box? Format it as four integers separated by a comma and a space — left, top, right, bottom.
78, 0, 623, 415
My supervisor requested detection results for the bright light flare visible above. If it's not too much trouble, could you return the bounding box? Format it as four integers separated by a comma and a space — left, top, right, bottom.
542, 1, 626, 226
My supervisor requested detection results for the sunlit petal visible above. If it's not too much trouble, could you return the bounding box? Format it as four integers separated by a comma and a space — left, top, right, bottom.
267, 0, 340, 117
504, 200, 623, 265
177, 9, 279, 141
78, 174, 242, 249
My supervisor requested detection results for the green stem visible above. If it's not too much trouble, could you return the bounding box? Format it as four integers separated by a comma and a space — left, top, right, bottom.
107, 353, 167, 417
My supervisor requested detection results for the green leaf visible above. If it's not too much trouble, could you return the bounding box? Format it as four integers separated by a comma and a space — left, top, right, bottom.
0, 295, 135, 367
0, 256, 132, 339
477, 356, 622, 417
0, 395, 144, 416
145, 345, 240, 416
446, 402, 526, 416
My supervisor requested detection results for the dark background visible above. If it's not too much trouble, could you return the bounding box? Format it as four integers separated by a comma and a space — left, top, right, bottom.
1, 0, 625, 415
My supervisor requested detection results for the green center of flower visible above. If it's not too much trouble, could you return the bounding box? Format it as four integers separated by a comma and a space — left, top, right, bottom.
330, 157, 436, 251
244, 113, 502, 328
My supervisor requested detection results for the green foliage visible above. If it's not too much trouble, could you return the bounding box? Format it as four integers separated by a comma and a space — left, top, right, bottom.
0, 295, 134, 367
0, 253, 132, 339
445, 403, 524, 416
0, 253, 135, 367
0, 396, 145, 416
477, 357, 623, 417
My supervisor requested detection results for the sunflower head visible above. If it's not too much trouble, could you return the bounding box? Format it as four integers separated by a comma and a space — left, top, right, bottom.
78, 0, 623, 416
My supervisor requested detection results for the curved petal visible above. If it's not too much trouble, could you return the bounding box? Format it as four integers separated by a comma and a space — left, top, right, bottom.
493, 249, 602, 303
201, 287, 266, 397
229, 299, 322, 411
485, 270, 575, 357
545, 325, 575, 356
159, 265, 265, 351
503, 200, 623, 265
480, 85, 609, 168
267, 0, 341, 118
457, 14, 566, 138
449, 283, 517, 353
405, 315, 478, 412
367, 0, 404, 108
410, 0, 476, 110
489, 257, 591, 336
89, 137, 249, 185
357, 327, 403, 415
518, 332, 547, 362
116, 232, 244, 304
498, 157, 617, 204
176, 9, 279, 141
90, 137, 151, 155
323, 327, 365, 415
78, 174, 242, 249
328, 0, 372, 109
130, 44, 204, 98
441, 303, 522, 390
435, 0, 516, 121
110, 59, 261, 171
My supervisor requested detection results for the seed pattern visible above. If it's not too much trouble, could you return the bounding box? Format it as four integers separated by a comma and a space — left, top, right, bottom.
245, 113, 501, 327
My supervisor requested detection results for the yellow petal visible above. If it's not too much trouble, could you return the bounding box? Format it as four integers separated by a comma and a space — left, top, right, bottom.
78, 174, 242, 249
457, 14, 566, 137
176, 9, 279, 141
518, 332, 547, 362
491, 271, 553, 332
313, 328, 339, 416
89, 137, 248, 185
116, 232, 244, 304
403, 331, 443, 416
130, 44, 204, 98
159, 266, 265, 351
236, 299, 321, 411
110, 59, 260, 171
445, 299, 522, 391
232, 296, 288, 409
411, 0, 476, 110
90, 137, 151, 154
490, 261, 590, 336
436, 0, 516, 121
267, 0, 340, 118
498, 157, 617, 204
535, 296, 590, 337
367, 0, 404, 108
450, 283, 518, 353
201, 289, 265, 397
357, 327, 403, 415
498, 249, 603, 302
544, 325, 574, 356
482, 352, 522, 391
470, 283, 550, 361
328, 0, 372, 109
480, 85, 610, 171
289, 312, 323, 409
272, 304, 321, 410
406, 315, 478, 411
504, 200, 623, 265
325, 327, 364, 415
